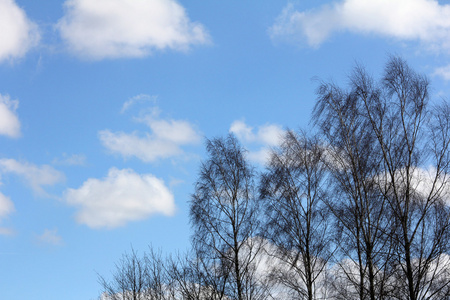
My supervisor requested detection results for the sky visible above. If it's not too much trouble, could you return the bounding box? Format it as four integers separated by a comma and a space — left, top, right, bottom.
2, 0, 450, 299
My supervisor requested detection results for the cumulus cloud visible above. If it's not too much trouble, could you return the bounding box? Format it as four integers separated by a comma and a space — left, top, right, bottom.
0, 159, 65, 196
0, 94, 20, 138
0, 0, 39, 62
36, 229, 63, 246
270, 0, 450, 51
65, 168, 175, 229
100, 104, 201, 163
230, 120, 284, 165
57, 0, 210, 60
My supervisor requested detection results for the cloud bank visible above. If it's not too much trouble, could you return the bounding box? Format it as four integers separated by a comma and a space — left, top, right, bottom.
65, 168, 175, 229
0, 95, 21, 138
57, 0, 210, 60
0, 0, 39, 62
270, 0, 450, 52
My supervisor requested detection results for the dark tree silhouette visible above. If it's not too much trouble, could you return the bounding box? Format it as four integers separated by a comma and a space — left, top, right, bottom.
190, 134, 268, 300
260, 130, 333, 300
98, 56, 450, 300
313, 56, 450, 300
313, 65, 394, 300
375, 57, 450, 300
98, 247, 172, 300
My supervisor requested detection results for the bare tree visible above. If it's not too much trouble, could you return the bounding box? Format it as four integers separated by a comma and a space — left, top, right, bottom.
166, 247, 231, 300
313, 65, 395, 300
190, 134, 269, 300
313, 56, 450, 300
98, 56, 450, 300
99, 246, 230, 300
373, 57, 450, 300
260, 130, 333, 300
98, 247, 173, 300
99, 248, 149, 300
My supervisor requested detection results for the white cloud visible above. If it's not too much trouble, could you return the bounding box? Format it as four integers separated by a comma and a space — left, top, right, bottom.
384, 167, 450, 204
246, 148, 273, 166
65, 168, 175, 229
0, 192, 14, 236
121, 94, 157, 113
0, 94, 20, 138
230, 120, 284, 146
0, 159, 65, 196
0, 0, 39, 62
0, 192, 14, 220
0, 227, 14, 236
230, 120, 284, 165
143, 117, 201, 145
99, 130, 183, 162
270, 0, 450, 52
52, 153, 86, 166
57, 0, 210, 60
36, 229, 63, 246
434, 64, 450, 80
100, 105, 201, 163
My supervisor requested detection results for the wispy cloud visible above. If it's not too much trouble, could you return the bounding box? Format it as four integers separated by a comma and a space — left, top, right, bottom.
65, 168, 175, 229
434, 64, 450, 81
0, 159, 65, 196
230, 120, 284, 165
57, 0, 210, 60
52, 153, 86, 166
0, 94, 21, 138
0, 192, 15, 236
0, 227, 15, 236
100, 102, 201, 163
121, 94, 157, 114
270, 0, 450, 52
36, 229, 63, 246
0, 192, 14, 219
0, 0, 39, 62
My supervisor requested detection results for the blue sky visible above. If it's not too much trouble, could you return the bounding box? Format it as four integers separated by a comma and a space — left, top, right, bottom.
2, 0, 450, 299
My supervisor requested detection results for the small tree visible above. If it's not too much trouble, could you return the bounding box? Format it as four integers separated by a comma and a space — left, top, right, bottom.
166, 247, 231, 300
98, 247, 172, 300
